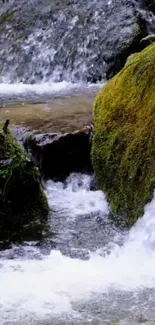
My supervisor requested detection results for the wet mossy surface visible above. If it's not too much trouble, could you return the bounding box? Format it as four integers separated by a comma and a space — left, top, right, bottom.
0, 128, 49, 243
92, 43, 155, 226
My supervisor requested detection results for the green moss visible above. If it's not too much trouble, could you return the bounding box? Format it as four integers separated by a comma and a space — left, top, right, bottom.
0, 12, 14, 26
0, 128, 49, 242
92, 43, 155, 226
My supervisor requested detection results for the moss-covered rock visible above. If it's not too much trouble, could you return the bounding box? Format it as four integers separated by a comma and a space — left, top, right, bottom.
0, 127, 49, 242
92, 43, 155, 226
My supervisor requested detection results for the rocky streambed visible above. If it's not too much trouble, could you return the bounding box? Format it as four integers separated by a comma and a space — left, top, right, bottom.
1, 79, 155, 325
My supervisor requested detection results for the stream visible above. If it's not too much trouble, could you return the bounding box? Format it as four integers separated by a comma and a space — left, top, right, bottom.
1, 0, 155, 323
0, 72, 155, 325
0, 171, 155, 324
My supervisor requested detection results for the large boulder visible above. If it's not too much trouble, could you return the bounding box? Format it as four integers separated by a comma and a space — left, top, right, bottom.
0, 125, 49, 243
24, 126, 93, 180
92, 43, 155, 226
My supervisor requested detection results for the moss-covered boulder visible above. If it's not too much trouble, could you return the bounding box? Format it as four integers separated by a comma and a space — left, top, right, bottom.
92, 43, 155, 226
0, 126, 49, 242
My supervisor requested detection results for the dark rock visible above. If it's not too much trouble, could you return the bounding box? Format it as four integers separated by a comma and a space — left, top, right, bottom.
24, 126, 93, 180
89, 174, 99, 191
139, 0, 155, 13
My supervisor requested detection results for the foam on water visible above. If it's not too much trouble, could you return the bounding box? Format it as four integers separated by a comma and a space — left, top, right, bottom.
45, 173, 109, 219
0, 81, 77, 95
1, 174, 155, 323
0, 81, 103, 103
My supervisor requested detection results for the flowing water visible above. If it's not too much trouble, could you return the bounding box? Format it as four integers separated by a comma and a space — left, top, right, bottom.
0, 0, 147, 83
0, 48, 155, 325
1, 0, 155, 324
1, 51, 155, 325
0, 173, 155, 325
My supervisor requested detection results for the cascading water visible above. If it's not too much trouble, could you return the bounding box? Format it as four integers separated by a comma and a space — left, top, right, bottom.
0, 0, 154, 103
0, 0, 143, 84
1, 0, 155, 324
0, 174, 155, 325
0, 0, 153, 103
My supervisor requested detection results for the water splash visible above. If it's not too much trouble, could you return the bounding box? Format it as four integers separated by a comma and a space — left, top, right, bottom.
0, 174, 155, 324
0, 81, 102, 104
46, 173, 109, 219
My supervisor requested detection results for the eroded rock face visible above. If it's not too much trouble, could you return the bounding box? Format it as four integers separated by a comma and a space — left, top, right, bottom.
0, 127, 49, 243
24, 126, 93, 180
92, 43, 155, 227
0, 0, 148, 83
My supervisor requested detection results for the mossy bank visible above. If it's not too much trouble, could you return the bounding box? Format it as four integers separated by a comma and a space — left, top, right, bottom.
0, 126, 49, 243
92, 43, 155, 226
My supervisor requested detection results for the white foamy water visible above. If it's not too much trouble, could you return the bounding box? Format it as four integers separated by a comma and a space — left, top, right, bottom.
1, 174, 155, 324
0, 81, 77, 95
0, 81, 103, 104
46, 173, 109, 219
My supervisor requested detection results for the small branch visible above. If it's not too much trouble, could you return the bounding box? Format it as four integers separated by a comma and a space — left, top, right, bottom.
3, 119, 10, 134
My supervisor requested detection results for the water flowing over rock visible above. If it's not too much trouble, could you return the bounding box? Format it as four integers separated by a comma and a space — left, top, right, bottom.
0, 0, 151, 83
1, 1, 155, 324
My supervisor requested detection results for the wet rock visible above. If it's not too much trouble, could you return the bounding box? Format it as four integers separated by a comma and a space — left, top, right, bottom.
24, 126, 93, 180
0, 126, 49, 243
89, 174, 99, 191
0, 0, 149, 83
139, 0, 155, 13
